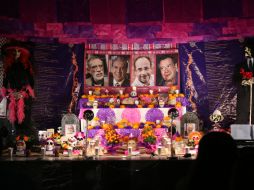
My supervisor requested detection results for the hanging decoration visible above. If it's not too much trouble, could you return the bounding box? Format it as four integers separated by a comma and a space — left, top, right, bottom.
0, 42, 35, 125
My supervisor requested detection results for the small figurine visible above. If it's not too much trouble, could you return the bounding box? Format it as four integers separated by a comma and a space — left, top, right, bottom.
75, 132, 85, 147
16, 139, 26, 155
209, 110, 224, 131
45, 138, 55, 155
67, 136, 77, 149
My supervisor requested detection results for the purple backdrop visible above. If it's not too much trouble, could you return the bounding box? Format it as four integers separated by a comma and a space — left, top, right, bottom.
179, 40, 244, 129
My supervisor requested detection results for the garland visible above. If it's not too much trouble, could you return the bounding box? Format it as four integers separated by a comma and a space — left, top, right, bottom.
0, 85, 35, 124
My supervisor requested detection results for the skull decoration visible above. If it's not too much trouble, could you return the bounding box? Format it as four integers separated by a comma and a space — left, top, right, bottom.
38, 131, 47, 141
46, 138, 55, 151
209, 110, 224, 123
67, 136, 77, 148
75, 132, 85, 147
16, 140, 26, 151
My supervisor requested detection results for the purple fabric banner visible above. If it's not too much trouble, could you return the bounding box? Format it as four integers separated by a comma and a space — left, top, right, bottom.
31, 40, 84, 130
179, 40, 243, 129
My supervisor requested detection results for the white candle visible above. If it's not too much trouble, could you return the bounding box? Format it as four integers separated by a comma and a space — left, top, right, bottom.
175, 90, 179, 94
88, 91, 92, 95
158, 88, 161, 92
149, 90, 153, 94
132, 86, 136, 91
119, 90, 123, 95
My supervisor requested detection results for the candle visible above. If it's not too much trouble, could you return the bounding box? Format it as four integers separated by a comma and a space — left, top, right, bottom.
157, 146, 162, 156
88, 91, 92, 95
132, 86, 136, 91
119, 90, 123, 95
149, 90, 153, 95
128, 146, 132, 155
158, 88, 161, 93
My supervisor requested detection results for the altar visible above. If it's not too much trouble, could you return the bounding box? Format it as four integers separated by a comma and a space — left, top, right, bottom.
78, 107, 186, 133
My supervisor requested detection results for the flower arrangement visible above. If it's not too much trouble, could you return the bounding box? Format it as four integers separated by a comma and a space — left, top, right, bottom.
240, 68, 252, 79
16, 134, 35, 149
16, 134, 34, 143
51, 132, 62, 145
104, 125, 121, 146
188, 131, 202, 147
141, 125, 157, 144
240, 68, 253, 85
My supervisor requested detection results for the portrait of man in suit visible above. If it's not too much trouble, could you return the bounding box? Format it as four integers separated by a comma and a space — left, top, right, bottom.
109, 55, 130, 87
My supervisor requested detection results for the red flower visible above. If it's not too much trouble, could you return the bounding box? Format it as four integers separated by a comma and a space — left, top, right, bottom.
240, 68, 253, 79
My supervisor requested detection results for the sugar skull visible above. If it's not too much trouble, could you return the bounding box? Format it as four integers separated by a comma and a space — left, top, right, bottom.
68, 136, 77, 148
46, 138, 55, 151
75, 132, 85, 147
38, 130, 47, 141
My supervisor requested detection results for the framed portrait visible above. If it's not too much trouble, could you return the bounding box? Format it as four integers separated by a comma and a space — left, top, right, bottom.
131, 54, 155, 87
85, 54, 108, 86
184, 123, 196, 136
46, 128, 55, 138
156, 53, 179, 87
108, 55, 130, 87
0, 97, 7, 118
64, 124, 77, 137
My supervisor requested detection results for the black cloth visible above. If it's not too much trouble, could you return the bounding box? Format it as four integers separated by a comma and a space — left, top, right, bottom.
233, 59, 254, 124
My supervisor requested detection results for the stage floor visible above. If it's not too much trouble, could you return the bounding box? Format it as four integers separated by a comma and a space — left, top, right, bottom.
1, 147, 254, 190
